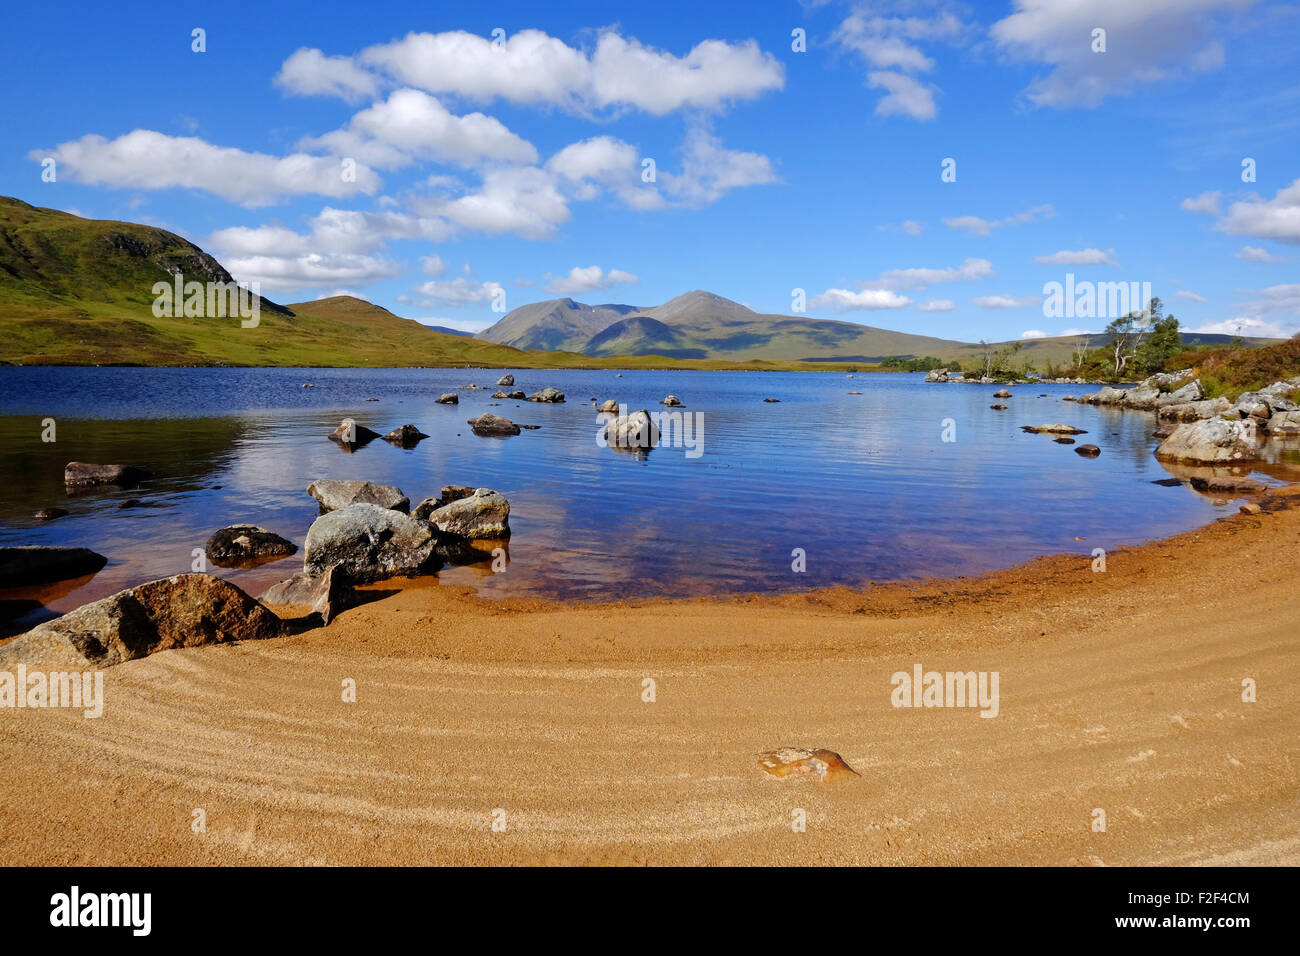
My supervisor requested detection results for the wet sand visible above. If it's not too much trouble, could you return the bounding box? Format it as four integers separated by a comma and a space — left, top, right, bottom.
2, 486, 1298, 865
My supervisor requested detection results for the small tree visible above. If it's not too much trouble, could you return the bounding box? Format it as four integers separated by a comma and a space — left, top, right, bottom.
1104, 297, 1160, 379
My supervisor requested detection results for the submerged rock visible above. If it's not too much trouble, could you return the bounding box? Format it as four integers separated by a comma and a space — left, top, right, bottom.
1155, 417, 1259, 464
1189, 475, 1267, 495
763, 397, 780, 403
1021, 424, 1088, 435
303, 504, 442, 583
0, 546, 108, 588
0, 573, 283, 668
307, 479, 410, 514
990, 404, 1007, 410
757, 748, 859, 783
1074, 444, 1102, 457
993, 389, 1011, 398
63, 462, 151, 488
505, 390, 526, 400
467, 412, 521, 437
33, 507, 69, 521
205, 524, 297, 567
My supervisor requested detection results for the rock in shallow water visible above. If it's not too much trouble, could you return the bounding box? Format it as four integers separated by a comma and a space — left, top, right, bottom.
436, 392, 459, 405
0, 546, 108, 588
467, 413, 521, 436
383, 424, 428, 447
496, 374, 514, 387
204, 524, 297, 567
758, 748, 859, 783
1155, 417, 1259, 464
303, 504, 443, 583
1021, 424, 1088, 435
413, 488, 510, 539
307, 479, 410, 514
527, 386, 565, 403
63, 461, 151, 488
0, 573, 283, 668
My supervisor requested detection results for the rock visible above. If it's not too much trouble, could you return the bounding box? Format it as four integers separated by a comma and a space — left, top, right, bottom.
1240, 502, 1263, 515
924, 369, 949, 383
1122, 386, 1162, 410
1143, 369, 1195, 390
467, 412, 521, 436
327, 420, 381, 449
847, 391, 861, 395
1087, 386, 1128, 406
757, 748, 859, 783
495, 374, 514, 387
0, 546, 108, 588
0, 573, 283, 668
383, 424, 429, 448
1189, 475, 1267, 495
1054, 437, 1076, 444
602, 409, 660, 451
63, 462, 151, 488
412, 485, 476, 520
307, 479, 410, 514
33, 507, 69, 521
1267, 410, 1300, 436
204, 524, 297, 567
506, 390, 526, 400
117, 499, 144, 509
1062, 396, 1076, 402
990, 404, 1007, 410
492, 390, 509, 399
1158, 397, 1232, 423
259, 566, 354, 625
417, 488, 510, 539
436, 392, 459, 405
1021, 424, 1088, 435
1074, 444, 1101, 457
302, 383, 315, 388
598, 399, 619, 413
763, 397, 780, 403
660, 394, 683, 406
1153, 424, 1177, 440
1155, 417, 1259, 464
527, 386, 565, 403
1160, 380, 1205, 406
993, 389, 1011, 398
365, 397, 379, 402
303, 504, 443, 582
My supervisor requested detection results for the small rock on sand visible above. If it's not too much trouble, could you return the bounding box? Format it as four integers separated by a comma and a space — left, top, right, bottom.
758, 748, 859, 783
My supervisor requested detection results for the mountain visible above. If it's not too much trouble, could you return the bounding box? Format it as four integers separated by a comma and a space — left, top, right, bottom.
479, 289, 1281, 366
0, 197, 535, 367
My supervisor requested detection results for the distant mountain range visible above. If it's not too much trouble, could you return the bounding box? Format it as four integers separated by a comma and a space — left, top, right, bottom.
0, 196, 1276, 368
478, 289, 1275, 365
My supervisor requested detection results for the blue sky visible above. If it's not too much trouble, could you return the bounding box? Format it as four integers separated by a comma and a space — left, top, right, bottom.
3, 0, 1299, 340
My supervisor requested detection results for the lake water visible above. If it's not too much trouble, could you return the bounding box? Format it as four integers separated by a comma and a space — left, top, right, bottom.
2, 366, 1297, 631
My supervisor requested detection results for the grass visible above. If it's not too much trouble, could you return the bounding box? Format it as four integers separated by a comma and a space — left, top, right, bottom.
1169, 336, 1300, 398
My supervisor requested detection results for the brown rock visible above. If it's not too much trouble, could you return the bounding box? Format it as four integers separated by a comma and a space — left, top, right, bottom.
758, 748, 859, 783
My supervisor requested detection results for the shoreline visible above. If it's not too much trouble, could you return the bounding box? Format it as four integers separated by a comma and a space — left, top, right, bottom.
2, 483, 1297, 865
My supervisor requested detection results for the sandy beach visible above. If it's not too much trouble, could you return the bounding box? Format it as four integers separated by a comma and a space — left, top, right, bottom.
1, 485, 1295, 866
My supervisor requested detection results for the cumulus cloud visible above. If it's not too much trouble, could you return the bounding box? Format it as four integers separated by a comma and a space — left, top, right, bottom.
991, 0, 1243, 108
659, 126, 778, 207
918, 298, 955, 311
305, 29, 786, 116
808, 289, 913, 312
943, 204, 1054, 236
545, 266, 639, 295
1020, 329, 1048, 339
29, 130, 381, 206
414, 277, 505, 306
420, 254, 447, 276
1190, 316, 1296, 338
1235, 245, 1284, 263
1181, 190, 1223, 215
862, 257, 994, 291
1213, 178, 1300, 244
275, 47, 380, 102
973, 294, 1039, 308
834, 4, 970, 120
1033, 247, 1117, 265
546, 135, 663, 209
300, 89, 537, 169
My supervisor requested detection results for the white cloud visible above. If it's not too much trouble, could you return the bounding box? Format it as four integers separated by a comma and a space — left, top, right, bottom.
659, 126, 778, 207
275, 47, 380, 102
1034, 247, 1117, 265
918, 298, 955, 311
546, 135, 663, 209
808, 289, 912, 312
867, 71, 937, 120
1176, 289, 1208, 303
301, 88, 537, 169
991, 0, 1244, 108
416, 315, 496, 333
349, 29, 783, 116
1214, 178, 1300, 244
414, 277, 504, 306
415, 166, 572, 239
1190, 316, 1296, 338
943, 204, 1054, 236
1235, 245, 1284, 263
225, 253, 402, 293
30, 130, 380, 206
1020, 329, 1048, 339
973, 294, 1039, 308
420, 254, 447, 276
1181, 190, 1223, 215
863, 257, 994, 291
545, 266, 639, 295
901, 220, 923, 236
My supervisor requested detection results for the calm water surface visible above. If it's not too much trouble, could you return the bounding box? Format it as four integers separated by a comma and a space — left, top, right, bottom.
2, 367, 1297, 630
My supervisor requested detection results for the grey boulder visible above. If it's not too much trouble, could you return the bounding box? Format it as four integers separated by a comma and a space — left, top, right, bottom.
303, 504, 442, 582
307, 479, 410, 514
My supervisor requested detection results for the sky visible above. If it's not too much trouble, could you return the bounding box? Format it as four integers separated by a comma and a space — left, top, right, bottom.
2, 0, 1299, 340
